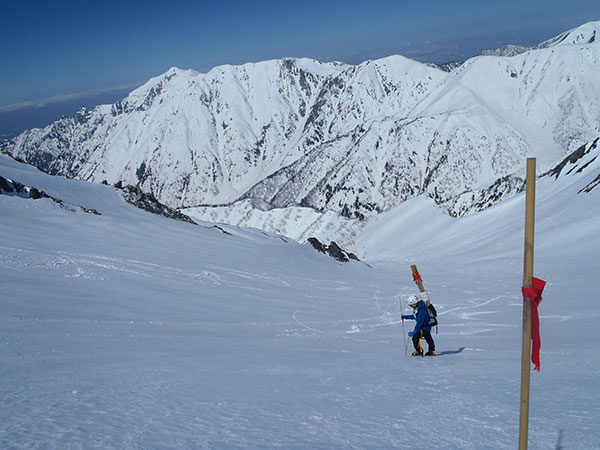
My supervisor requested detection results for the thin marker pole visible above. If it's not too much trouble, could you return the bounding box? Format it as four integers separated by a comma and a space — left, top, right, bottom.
401, 314, 408, 356
519, 158, 536, 450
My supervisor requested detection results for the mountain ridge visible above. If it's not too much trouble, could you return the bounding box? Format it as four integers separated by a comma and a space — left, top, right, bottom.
2, 21, 599, 245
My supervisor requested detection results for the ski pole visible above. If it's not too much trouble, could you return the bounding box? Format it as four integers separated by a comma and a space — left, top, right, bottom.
400, 298, 408, 356
401, 316, 408, 356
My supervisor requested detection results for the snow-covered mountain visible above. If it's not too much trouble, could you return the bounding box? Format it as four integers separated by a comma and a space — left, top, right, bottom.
181, 137, 599, 248
480, 44, 530, 57
537, 20, 599, 48
2, 21, 600, 245
482, 20, 599, 56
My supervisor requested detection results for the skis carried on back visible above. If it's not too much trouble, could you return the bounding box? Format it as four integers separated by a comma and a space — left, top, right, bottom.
410, 264, 438, 355
411, 264, 425, 293
411, 264, 438, 331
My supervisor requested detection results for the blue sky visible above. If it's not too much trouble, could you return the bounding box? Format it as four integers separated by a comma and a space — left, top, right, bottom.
1, 0, 599, 133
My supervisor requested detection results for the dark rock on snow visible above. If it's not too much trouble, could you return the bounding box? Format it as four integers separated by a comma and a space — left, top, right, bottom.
308, 237, 359, 263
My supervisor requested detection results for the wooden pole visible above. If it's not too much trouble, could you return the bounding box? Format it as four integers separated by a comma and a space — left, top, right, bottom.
519, 158, 536, 450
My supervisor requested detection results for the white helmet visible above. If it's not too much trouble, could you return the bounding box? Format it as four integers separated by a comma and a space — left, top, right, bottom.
407, 294, 419, 307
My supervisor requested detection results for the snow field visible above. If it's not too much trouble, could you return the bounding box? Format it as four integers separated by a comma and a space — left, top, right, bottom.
1, 153, 600, 448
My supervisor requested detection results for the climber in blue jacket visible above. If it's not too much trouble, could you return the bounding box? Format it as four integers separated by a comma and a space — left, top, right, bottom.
402, 294, 436, 356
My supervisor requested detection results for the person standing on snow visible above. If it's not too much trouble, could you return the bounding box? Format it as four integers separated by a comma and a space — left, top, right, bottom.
402, 294, 436, 356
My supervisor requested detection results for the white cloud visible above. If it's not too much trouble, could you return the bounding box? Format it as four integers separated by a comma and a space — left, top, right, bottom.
0, 83, 140, 113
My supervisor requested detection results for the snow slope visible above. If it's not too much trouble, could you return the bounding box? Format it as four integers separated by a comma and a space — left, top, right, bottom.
2, 136, 600, 450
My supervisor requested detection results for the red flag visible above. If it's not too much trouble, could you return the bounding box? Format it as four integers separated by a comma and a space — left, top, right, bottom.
522, 277, 547, 371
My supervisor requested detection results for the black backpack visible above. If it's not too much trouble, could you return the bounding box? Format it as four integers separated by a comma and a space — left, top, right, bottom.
425, 302, 438, 332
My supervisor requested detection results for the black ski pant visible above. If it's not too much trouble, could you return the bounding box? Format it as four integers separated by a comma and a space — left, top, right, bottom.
412, 329, 435, 353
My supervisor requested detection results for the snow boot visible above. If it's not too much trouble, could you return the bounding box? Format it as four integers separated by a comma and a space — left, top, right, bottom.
425, 350, 436, 356
412, 350, 423, 356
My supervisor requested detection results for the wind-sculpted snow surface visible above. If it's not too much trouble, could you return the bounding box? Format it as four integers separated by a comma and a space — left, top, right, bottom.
1, 152, 600, 449
2, 22, 600, 240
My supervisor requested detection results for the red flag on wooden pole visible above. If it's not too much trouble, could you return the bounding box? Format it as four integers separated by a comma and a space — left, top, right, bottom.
522, 277, 546, 371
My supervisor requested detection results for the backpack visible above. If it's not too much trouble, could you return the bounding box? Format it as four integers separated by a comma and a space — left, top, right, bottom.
425, 302, 438, 332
